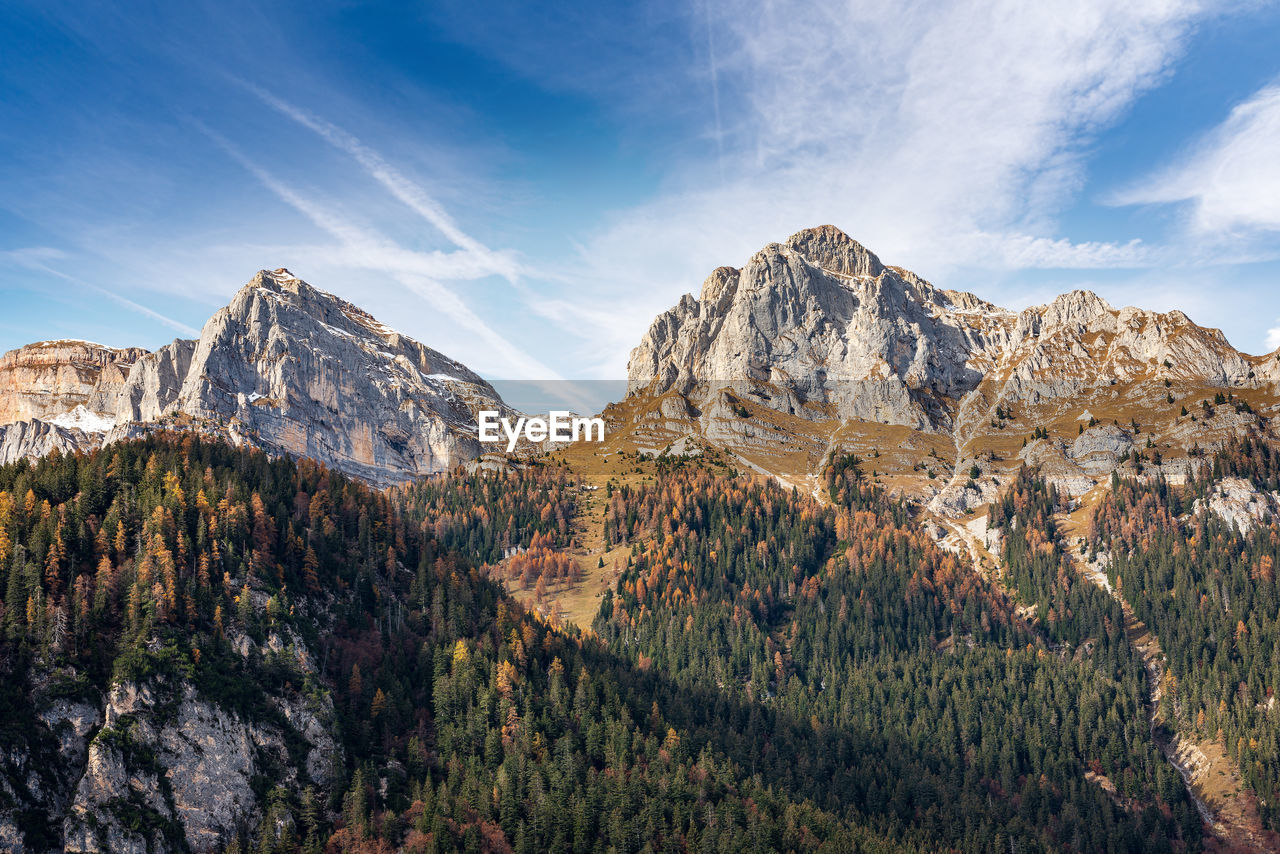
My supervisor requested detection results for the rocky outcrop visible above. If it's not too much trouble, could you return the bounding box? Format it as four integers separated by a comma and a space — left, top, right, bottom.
623, 225, 1280, 513
627, 226, 1008, 431
1, 644, 340, 854
0, 341, 145, 426
985, 291, 1256, 414
927, 472, 1003, 516
1069, 424, 1135, 475
0, 418, 98, 465
0, 270, 514, 486
1194, 477, 1280, 532
98, 339, 196, 423
62, 679, 322, 854
163, 270, 509, 485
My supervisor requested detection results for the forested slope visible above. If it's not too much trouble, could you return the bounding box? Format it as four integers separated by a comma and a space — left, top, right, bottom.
0, 437, 907, 853
1090, 438, 1280, 833
596, 456, 1200, 852
0, 435, 1225, 852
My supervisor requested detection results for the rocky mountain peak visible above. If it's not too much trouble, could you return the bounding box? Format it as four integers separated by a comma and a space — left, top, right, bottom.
627, 229, 1003, 428
233, 268, 401, 344
698, 266, 740, 310
0, 269, 509, 485
1034, 288, 1116, 332
254, 266, 305, 290
623, 225, 1278, 513
784, 224, 884, 279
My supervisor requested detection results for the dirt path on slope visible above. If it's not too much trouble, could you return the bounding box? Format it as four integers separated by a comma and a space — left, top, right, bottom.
1058, 501, 1274, 853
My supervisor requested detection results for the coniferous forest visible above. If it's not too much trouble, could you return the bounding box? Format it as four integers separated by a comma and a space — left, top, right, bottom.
1091, 438, 1280, 831
4, 434, 1273, 851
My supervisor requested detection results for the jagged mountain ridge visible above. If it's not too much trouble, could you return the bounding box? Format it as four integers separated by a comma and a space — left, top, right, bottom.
0, 269, 511, 486
627, 226, 1009, 430
4, 233, 1278, 503
621, 225, 1280, 510
629, 225, 1275, 428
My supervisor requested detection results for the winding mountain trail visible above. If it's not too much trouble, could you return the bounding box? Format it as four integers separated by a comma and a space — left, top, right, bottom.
1057, 499, 1274, 853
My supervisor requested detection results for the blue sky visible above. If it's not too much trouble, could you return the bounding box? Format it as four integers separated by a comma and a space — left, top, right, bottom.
2, 0, 1280, 380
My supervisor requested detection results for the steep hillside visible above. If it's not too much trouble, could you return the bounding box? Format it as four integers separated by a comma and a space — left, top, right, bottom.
1087, 438, 1280, 846
0, 436, 922, 853
589, 458, 1200, 851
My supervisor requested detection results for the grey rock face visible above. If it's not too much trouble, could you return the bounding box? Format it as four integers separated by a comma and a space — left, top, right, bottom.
141, 270, 508, 486
628, 226, 1007, 431
38, 700, 101, 796
630, 228, 1267, 437
0, 419, 97, 465
927, 473, 1003, 517
1070, 424, 1135, 475
61, 674, 340, 854
986, 291, 1256, 413
100, 339, 196, 423
0, 269, 512, 486
1194, 477, 1280, 532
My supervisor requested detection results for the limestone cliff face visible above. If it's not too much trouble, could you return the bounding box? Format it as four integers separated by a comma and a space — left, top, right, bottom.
0, 629, 340, 854
0, 270, 511, 486
990, 291, 1255, 407
60, 668, 338, 854
99, 339, 195, 424
627, 225, 1008, 430
156, 270, 503, 486
624, 226, 1280, 513
0, 341, 145, 426
0, 418, 99, 465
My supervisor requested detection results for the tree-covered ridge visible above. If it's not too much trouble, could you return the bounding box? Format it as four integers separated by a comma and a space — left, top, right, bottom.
0, 434, 400, 677
0, 434, 405, 848
990, 471, 1192, 822
1089, 439, 1280, 829
0, 437, 909, 853
595, 462, 1200, 852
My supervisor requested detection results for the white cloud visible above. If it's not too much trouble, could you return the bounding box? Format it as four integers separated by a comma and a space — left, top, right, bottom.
544, 0, 1220, 373
214, 89, 615, 395
2, 247, 68, 264
2, 254, 200, 337
241, 84, 523, 283
1267, 321, 1280, 352
1111, 83, 1280, 234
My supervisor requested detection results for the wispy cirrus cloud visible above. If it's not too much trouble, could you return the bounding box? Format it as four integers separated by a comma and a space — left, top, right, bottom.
213, 86, 629, 383
201, 124, 563, 379
1110, 82, 1280, 236
240, 83, 523, 283
2, 249, 200, 336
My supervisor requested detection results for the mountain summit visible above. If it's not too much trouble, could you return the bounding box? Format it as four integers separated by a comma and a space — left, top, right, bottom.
0, 269, 509, 485
628, 225, 1007, 430
619, 226, 1280, 511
